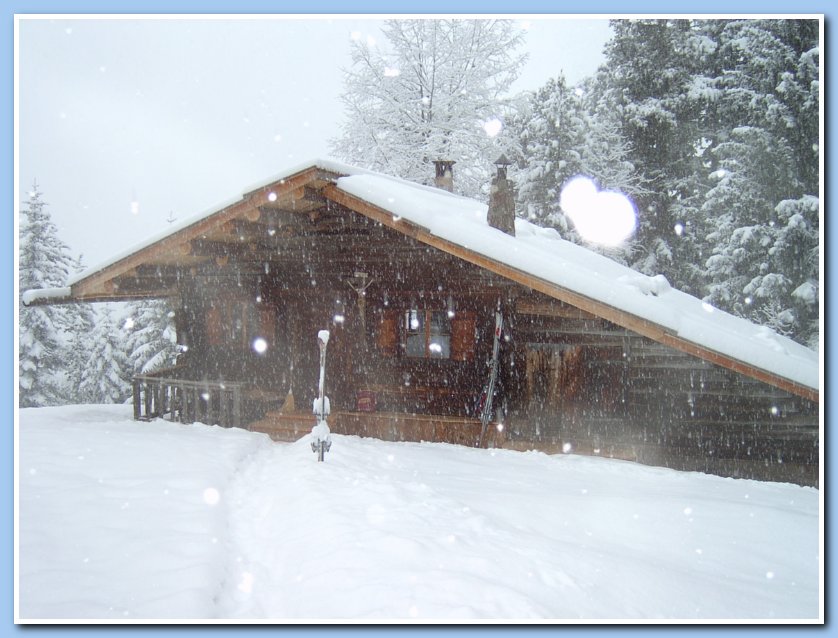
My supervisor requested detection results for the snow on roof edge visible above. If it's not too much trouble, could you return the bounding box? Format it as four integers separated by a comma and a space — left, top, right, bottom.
21, 287, 72, 306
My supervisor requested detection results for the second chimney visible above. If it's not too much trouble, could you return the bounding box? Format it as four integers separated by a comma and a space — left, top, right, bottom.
487, 154, 516, 236
433, 160, 455, 193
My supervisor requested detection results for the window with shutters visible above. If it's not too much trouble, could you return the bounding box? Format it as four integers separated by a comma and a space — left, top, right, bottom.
378, 306, 475, 361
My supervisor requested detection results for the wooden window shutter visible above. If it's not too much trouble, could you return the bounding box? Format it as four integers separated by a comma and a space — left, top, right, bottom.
378, 309, 398, 356
206, 306, 223, 346
450, 311, 476, 361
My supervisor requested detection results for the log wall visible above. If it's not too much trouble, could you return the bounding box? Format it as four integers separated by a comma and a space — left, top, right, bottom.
503, 296, 819, 486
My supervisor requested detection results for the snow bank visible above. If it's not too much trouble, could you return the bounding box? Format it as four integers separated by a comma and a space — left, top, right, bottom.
18, 406, 821, 622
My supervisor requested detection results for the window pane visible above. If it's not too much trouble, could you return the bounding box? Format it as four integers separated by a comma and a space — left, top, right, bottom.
405, 309, 423, 333
428, 335, 451, 358
430, 311, 450, 335
405, 334, 426, 357
429, 312, 451, 358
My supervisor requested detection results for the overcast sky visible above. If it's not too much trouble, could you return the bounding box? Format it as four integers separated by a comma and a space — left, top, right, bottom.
17, 16, 612, 268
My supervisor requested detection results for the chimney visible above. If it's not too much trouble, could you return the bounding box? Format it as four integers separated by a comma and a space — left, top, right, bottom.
487, 154, 516, 236
433, 160, 455, 193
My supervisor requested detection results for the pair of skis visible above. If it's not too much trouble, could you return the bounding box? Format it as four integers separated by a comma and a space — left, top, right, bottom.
478, 308, 504, 448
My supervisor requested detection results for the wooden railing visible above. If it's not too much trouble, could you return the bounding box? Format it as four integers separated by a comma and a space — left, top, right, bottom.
133, 372, 245, 428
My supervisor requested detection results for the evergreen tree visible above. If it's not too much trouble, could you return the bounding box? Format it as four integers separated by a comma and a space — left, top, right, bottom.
62, 254, 99, 404
78, 306, 132, 404
18, 183, 73, 407
331, 19, 526, 198
578, 99, 643, 199
125, 299, 179, 376
700, 19, 820, 346
587, 17, 819, 344
513, 75, 589, 237
512, 73, 642, 262
595, 19, 714, 288
707, 19, 819, 193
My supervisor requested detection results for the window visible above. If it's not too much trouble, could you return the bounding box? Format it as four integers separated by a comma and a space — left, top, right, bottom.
403, 309, 451, 359
206, 299, 274, 351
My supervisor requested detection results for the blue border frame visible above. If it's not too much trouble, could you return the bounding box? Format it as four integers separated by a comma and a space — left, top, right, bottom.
5, 0, 831, 634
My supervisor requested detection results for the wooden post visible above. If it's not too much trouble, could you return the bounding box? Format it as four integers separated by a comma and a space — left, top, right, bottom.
133, 379, 142, 421
220, 389, 229, 426
233, 387, 242, 429
206, 387, 215, 425
178, 383, 187, 422
152, 380, 161, 418
162, 383, 171, 420
144, 381, 152, 420
193, 387, 201, 423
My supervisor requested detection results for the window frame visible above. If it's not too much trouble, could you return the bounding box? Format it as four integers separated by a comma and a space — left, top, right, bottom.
401, 308, 452, 359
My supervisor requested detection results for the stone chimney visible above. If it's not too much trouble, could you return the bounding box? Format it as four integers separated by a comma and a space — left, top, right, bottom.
433, 160, 455, 193
487, 154, 516, 236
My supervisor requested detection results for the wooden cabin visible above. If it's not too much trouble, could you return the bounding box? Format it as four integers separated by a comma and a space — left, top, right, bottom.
23, 159, 821, 486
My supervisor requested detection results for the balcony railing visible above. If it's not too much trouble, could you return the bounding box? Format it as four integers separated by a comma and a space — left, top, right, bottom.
133, 372, 245, 428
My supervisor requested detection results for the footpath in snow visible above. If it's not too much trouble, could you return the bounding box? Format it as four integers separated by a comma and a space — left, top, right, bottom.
17, 405, 821, 621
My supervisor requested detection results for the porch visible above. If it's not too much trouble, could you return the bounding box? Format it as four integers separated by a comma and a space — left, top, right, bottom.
132, 368, 282, 430
132, 371, 502, 448
248, 408, 498, 446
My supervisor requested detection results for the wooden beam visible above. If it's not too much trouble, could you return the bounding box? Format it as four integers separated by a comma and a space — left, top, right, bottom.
323, 184, 819, 403
244, 206, 261, 223
28, 288, 180, 305
517, 298, 598, 320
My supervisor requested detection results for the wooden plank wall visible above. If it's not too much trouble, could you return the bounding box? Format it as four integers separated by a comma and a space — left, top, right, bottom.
504, 297, 819, 486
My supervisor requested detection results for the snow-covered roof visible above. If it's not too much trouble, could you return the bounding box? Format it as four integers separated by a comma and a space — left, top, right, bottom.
24, 158, 819, 397
334, 171, 819, 394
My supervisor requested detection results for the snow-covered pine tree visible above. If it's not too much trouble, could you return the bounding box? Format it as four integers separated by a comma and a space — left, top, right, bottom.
331, 19, 526, 198
595, 19, 714, 289
78, 306, 132, 404
61, 254, 99, 404
124, 299, 179, 376
772, 195, 819, 348
703, 134, 818, 347
577, 97, 644, 200
513, 74, 589, 237
702, 127, 799, 315
512, 73, 643, 263
18, 183, 73, 407
701, 19, 819, 347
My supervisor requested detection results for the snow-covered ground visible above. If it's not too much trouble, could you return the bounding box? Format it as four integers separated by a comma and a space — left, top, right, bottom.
17, 404, 822, 622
